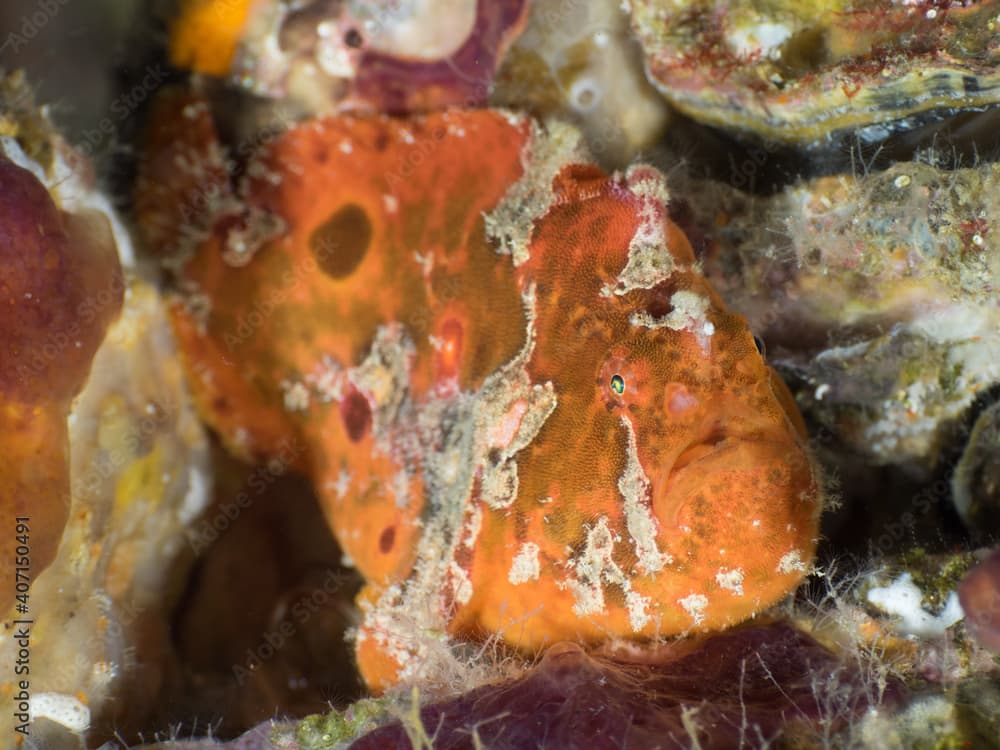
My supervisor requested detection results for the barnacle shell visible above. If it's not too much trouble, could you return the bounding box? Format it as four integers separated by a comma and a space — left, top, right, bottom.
137, 94, 820, 692
630, 0, 1000, 144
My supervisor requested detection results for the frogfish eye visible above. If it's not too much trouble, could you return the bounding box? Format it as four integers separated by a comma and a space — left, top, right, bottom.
753, 335, 767, 356
610, 374, 625, 395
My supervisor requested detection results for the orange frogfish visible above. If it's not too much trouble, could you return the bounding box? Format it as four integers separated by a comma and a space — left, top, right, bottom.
137, 92, 821, 692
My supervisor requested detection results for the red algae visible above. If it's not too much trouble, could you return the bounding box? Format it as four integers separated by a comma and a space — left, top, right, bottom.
350, 623, 902, 750
0, 155, 123, 612
958, 548, 1000, 653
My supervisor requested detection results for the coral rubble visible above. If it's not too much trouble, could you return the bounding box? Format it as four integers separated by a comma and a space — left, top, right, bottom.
676, 159, 1000, 474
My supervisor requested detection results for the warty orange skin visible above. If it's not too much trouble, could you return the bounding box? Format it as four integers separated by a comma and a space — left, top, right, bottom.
137, 96, 820, 691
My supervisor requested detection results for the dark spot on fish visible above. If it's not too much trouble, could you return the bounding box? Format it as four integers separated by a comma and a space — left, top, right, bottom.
341, 387, 372, 442
311, 203, 372, 279
379, 525, 395, 554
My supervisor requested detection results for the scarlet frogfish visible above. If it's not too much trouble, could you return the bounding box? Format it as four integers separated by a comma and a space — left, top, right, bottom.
137, 92, 820, 691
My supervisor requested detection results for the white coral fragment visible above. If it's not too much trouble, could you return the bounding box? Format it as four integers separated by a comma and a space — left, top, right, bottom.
866, 573, 964, 638
29, 692, 90, 733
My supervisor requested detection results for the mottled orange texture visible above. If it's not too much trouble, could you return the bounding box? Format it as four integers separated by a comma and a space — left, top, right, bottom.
139, 99, 820, 692
0, 156, 123, 613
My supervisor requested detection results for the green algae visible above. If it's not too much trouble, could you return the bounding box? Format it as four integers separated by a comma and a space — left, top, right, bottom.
290, 699, 389, 749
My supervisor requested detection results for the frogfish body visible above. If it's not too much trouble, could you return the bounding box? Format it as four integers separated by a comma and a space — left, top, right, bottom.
138, 92, 820, 692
